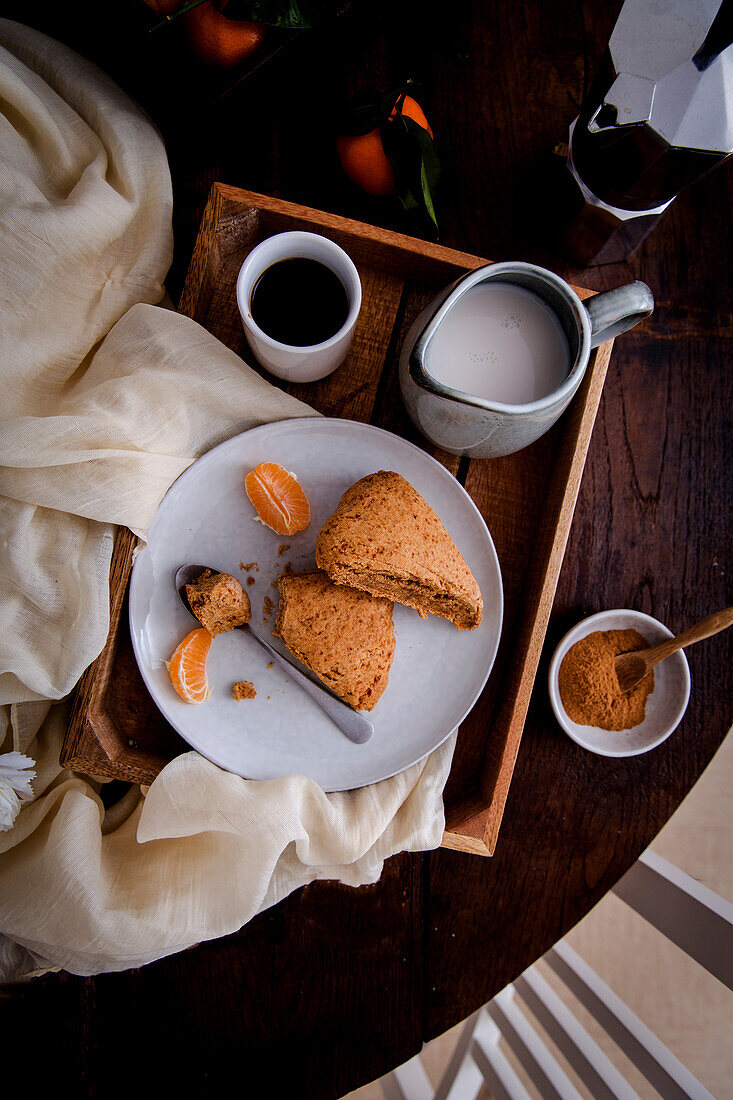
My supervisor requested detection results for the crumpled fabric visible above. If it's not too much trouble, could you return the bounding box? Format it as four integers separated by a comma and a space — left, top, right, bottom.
0, 18, 455, 978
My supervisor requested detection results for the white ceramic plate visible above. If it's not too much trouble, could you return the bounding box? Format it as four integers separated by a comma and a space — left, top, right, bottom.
548, 609, 691, 757
129, 418, 503, 790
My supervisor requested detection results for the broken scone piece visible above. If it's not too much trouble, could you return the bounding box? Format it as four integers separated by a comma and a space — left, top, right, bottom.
315, 471, 482, 630
185, 569, 251, 636
233, 680, 257, 700
273, 570, 395, 711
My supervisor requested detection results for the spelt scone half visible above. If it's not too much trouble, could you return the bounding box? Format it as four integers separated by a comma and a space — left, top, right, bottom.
315, 471, 483, 630
273, 570, 395, 712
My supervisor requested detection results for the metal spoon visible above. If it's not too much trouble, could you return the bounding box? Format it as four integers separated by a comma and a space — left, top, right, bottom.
615, 606, 733, 693
174, 564, 374, 745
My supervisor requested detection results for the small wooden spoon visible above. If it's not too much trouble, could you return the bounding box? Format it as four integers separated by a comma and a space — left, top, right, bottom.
615, 606, 733, 693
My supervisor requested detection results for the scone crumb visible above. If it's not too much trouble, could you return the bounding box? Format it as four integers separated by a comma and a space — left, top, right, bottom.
240, 561, 257, 572
247, 576, 256, 586
278, 543, 290, 556
233, 681, 256, 700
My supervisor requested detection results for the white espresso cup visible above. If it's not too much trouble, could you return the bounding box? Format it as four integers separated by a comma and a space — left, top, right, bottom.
236, 231, 362, 383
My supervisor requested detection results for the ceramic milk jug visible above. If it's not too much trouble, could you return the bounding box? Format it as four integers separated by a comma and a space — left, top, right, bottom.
399, 262, 653, 459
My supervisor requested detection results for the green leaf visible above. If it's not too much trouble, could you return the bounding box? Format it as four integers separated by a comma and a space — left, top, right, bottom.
225, 0, 334, 28
403, 115, 440, 231
337, 80, 417, 137
339, 101, 382, 137
150, 0, 340, 32
420, 159, 438, 230
380, 107, 440, 235
148, 0, 208, 31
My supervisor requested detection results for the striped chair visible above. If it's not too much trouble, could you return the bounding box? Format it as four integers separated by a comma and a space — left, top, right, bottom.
383, 852, 732, 1100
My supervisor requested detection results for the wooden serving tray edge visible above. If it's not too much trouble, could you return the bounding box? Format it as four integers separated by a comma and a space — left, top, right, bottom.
61, 184, 613, 858
442, 337, 612, 855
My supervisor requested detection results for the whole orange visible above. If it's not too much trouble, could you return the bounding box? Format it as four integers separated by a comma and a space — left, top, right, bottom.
337, 95, 433, 197
184, 1, 266, 67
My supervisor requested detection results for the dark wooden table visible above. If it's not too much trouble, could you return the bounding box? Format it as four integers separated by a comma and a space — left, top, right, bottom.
2, 2, 732, 1095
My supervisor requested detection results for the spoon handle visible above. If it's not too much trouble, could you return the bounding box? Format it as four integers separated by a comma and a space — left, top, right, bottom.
242, 625, 374, 745
645, 606, 733, 670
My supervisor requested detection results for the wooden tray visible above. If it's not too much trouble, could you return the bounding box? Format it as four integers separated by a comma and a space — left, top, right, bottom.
62, 184, 613, 855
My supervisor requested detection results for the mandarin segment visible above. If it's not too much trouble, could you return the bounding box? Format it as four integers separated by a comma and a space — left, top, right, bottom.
244, 461, 310, 536
168, 628, 212, 704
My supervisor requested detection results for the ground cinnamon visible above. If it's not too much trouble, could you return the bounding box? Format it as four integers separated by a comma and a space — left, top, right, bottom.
558, 628, 654, 730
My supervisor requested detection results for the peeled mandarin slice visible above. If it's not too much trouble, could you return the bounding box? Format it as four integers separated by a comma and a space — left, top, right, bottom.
168, 627, 212, 704
244, 461, 310, 536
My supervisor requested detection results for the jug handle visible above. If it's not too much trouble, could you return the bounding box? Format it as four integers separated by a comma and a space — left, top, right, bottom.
584, 281, 654, 347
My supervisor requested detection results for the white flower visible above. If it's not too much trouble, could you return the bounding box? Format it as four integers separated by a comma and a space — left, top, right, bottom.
0, 753, 36, 831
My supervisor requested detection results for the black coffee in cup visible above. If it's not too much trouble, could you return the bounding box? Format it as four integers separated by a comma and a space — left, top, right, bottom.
250, 257, 349, 347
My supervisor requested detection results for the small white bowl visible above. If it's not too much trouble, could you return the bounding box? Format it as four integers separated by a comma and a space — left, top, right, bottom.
548, 609, 691, 757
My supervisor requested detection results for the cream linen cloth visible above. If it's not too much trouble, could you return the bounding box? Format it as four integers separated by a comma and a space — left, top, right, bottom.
0, 19, 455, 979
